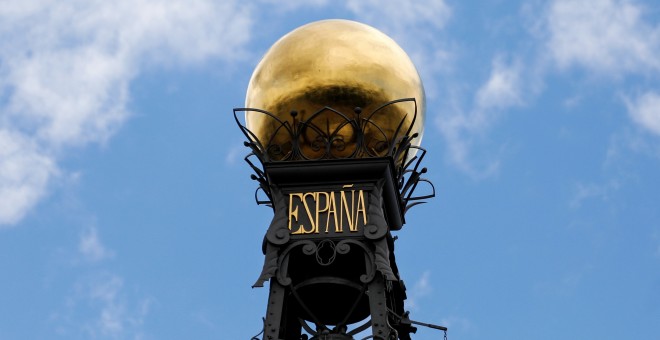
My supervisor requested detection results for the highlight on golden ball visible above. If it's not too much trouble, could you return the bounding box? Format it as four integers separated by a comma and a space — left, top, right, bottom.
244, 19, 425, 161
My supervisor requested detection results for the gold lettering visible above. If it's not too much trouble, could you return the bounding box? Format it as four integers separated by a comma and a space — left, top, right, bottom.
340, 189, 355, 232
300, 192, 316, 234
316, 191, 330, 233
355, 189, 367, 231
326, 191, 339, 232
288, 185, 368, 235
288, 193, 304, 234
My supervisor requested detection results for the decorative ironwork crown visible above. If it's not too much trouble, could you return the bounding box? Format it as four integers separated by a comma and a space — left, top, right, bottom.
233, 98, 435, 216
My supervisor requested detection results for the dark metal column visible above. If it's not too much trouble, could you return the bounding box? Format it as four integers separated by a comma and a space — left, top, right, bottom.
263, 280, 286, 340
367, 273, 391, 340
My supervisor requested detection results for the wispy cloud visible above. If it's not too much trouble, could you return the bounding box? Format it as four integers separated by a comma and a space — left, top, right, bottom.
570, 183, 604, 209
432, 0, 660, 178
544, 0, 660, 74
407, 270, 433, 311
224, 141, 246, 166
51, 226, 151, 339
0, 0, 253, 226
476, 58, 524, 110
345, 0, 451, 32
538, 0, 660, 163
89, 275, 126, 336
569, 180, 622, 209
65, 273, 152, 340
624, 91, 660, 137
79, 226, 115, 263
437, 57, 523, 179
0, 129, 57, 225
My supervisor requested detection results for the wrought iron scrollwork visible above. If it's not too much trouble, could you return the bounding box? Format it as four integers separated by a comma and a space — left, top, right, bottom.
397, 146, 436, 214
274, 238, 377, 287
233, 98, 435, 216
234, 98, 418, 163
270, 237, 379, 336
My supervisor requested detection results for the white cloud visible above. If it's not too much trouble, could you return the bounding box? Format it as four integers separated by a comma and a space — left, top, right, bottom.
49, 226, 149, 338
605, 128, 660, 166
225, 142, 245, 166
545, 0, 660, 74
79, 227, 115, 263
0, 0, 253, 226
539, 0, 660, 162
406, 271, 433, 311
624, 91, 660, 136
570, 180, 620, 209
345, 0, 451, 32
90, 276, 125, 335
476, 59, 523, 110
437, 58, 523, 178
0, 129, 57, 225
414, 271, 432, 295
84, 274, 150, 339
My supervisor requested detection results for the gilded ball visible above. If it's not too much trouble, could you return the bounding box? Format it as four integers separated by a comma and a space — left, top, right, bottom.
245, 19, 425, 160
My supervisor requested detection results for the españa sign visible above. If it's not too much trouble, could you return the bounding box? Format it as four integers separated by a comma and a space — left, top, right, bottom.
287, 184, 368, 236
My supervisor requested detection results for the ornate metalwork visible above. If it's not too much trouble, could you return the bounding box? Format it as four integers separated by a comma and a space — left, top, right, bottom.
234, 98, 435, 217
235, 19, 450, 339
265, 236, 378, 336
234, 98, 442, 339
235, 98, 417, 162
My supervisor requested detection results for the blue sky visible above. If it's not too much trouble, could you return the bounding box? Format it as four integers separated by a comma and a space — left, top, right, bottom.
1, 0, 660, 339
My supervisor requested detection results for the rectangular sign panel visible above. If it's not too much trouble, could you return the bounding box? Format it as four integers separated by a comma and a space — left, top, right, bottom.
288, 184, 368, 237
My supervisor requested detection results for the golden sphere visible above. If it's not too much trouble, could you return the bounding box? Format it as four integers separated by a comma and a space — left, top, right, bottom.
245, 19, 425, 160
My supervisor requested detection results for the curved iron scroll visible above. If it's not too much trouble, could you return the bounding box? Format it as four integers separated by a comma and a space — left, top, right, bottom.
275, 239, 377, 287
